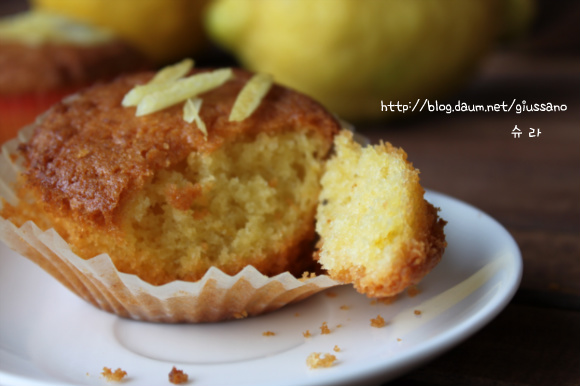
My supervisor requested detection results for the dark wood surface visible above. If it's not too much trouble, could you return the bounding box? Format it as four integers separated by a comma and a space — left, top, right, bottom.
361, 51, 580, 386
1, 1, 579, 385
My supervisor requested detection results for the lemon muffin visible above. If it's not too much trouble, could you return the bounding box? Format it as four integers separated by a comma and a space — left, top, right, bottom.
316, 130, 447, 298
0, 11, 149, 143
2, 66, 339, 286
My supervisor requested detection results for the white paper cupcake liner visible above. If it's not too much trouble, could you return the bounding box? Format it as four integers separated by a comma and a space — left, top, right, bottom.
0, 124, 340, 323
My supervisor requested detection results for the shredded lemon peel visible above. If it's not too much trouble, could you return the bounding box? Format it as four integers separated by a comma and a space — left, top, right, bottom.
183, 98, 208, 139
122, 58, 194, 106
229, 73, 273, 122
136, 68, 233, 116
122, 60, 274, 138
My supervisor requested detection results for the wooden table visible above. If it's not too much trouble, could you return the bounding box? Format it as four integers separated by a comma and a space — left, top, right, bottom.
363, 51, 580, 386
1, 2, 579, 385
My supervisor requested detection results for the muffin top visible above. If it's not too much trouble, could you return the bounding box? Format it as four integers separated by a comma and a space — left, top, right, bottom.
20, 68, 340, 226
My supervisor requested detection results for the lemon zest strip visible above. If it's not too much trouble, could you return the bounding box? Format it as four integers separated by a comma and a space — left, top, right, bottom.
122, 58, 195, 107
229, 73, 273, 122
136, 68, 233, 116
183, 98, 208, 139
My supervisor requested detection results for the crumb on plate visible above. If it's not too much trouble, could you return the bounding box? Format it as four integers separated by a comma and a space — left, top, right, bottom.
101, 367, 127, 382
168, 366, 189, 384
333, 345, 341, 352
370, 315, 386, 328
233, 310, 248, 319
262, 331, 276, 336
414, 309, 422, 315
306, 352, 337, 369
320, 321, 331, 334
303, 330, 311, 338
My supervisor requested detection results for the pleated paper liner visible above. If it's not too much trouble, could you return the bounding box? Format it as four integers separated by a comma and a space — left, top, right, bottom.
0, 120, 340, 323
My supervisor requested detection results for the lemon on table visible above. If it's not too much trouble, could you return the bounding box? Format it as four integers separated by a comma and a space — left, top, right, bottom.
206, 0, 531, 121
33, 0, 210, 64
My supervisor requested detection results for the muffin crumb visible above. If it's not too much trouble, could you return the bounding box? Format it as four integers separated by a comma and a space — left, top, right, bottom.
325, 291, 337, 298
306, 352, 336, 369
370, 315, 386, 328
76, 149, 91, 159
339, 305, 349, 310
303, 330, 311, 338
262, 331, 276, 336
101, 367, 127, 382
299, 272, 317, 281
320, 321, 331, 334
168, 366, 189, 384
233, 310, 248, 319
414, 310, 422, 316
333, 345, 341, 352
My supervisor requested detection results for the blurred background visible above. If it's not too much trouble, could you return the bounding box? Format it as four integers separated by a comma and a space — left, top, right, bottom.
1, 0, 579, 128
0, 1, 578, 385
1, 0, 579, 123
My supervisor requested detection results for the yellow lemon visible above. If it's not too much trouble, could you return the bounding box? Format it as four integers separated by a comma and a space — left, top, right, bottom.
206, 0, 527, 120
33, 0, 210, 64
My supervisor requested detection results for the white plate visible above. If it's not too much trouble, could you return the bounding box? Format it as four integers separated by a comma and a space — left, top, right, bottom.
0, 191, 521, 386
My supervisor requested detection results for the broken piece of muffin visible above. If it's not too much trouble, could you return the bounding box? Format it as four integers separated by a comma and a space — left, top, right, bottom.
316, 130, 447, 298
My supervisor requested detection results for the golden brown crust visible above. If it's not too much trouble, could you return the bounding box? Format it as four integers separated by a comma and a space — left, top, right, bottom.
0, 40, 149, 95
20, 69, 340, 228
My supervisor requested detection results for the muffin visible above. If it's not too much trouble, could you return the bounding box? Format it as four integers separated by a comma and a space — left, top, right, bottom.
0, 10, 149, 144
315, 130, 447, 298
0, 62, 346, 321
3, 64, 339, 283
0, 61, 446, 322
